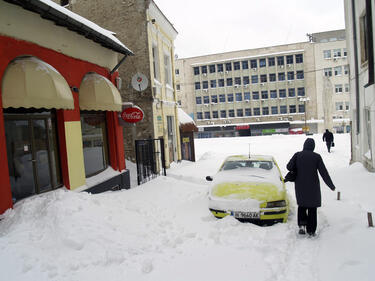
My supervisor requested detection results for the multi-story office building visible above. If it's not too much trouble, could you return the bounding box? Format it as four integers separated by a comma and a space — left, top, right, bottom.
176, 30, 349, 137
312, 30, 350, 133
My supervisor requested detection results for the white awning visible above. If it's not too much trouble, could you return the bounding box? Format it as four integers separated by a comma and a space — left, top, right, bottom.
2, 56, 74, 109
79, 73, 122, 112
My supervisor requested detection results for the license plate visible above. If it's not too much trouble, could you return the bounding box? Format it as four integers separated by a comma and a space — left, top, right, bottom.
231, 211, 260, 219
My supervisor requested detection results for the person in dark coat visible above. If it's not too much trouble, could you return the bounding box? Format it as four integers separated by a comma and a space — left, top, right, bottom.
287, 138, 336, 236
322, 129, 334, 152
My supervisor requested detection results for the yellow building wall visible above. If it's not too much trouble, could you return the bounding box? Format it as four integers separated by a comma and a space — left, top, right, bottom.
64, 121, 86, 189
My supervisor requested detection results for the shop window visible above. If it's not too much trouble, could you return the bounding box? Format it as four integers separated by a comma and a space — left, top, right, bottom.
81, 111, 109, 177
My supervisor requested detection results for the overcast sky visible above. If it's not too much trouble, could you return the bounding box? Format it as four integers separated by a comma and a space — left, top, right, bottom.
154, 0, 346, 58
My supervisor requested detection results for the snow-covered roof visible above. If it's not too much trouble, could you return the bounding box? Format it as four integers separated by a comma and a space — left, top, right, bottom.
178, 108, 195, 125
6, 0, 133, 56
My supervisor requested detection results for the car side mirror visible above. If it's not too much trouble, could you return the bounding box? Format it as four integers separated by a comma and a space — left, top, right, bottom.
206, 176, 213, 181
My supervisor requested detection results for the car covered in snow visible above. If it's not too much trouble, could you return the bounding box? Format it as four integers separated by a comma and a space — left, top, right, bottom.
206, 155, 289, 225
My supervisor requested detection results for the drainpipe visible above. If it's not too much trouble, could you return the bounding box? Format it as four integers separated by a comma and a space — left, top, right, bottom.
351, 0, 360, 134
110, 55, 128, 75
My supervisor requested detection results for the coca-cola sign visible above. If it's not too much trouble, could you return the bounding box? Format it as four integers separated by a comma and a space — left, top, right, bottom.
121, 106, 144, 123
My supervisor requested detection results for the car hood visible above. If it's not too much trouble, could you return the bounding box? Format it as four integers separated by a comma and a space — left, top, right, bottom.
209, 168, 285, 202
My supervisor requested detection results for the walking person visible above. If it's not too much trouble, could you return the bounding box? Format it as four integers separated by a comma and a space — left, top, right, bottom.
322, 129, 334, 152
286, 138, 336, 236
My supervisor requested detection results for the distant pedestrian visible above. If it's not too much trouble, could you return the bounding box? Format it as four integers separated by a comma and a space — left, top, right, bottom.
286, 138, 336, 236
322, 129, 334, 152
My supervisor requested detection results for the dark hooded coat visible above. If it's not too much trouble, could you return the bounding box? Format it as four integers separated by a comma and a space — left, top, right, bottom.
323, 129, 334, 143
287, 138, 335, 207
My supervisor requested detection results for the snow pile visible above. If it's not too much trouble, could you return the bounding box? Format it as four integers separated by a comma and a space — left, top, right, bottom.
1, 133, 375, 281
177, 108, 195, 125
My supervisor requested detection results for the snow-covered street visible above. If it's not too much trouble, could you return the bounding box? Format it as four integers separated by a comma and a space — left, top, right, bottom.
1, 133, 375, 281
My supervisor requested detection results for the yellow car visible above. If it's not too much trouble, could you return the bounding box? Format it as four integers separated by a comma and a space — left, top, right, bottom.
206, 155, 289, 225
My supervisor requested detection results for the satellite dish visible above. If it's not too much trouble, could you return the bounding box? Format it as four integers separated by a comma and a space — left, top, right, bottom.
131, 73, 148, 92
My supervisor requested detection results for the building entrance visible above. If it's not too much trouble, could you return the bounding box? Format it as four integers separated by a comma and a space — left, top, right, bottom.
4, 110, 62, 202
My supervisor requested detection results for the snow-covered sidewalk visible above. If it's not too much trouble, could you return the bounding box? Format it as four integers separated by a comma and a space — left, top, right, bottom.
1, 133, 374, 281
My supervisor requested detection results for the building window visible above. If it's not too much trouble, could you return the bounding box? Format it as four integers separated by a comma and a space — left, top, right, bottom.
210, 80, 217, 88
197, 112, 203, 120
217, 64, 224, 72
286, 55, 293, 64
237, 109, 244, 117
280, 105, 287, 114
278, 72, 285, 81
335, 102, 344, 111
324, 68, 332, 76
287, 71, 294, 80
260, 74, 267, 83
289, 105, 296, 113
152, 45, 160, 80
288, 88, 295, 97
360, 2, 374, 85
211, 95, 218, 103
194, 66, 200, 75
253, 107, 260, 116
252, 91, 259, 100
234, 61, 241, 70
268, 57, 275, 66
262, 107, 269, 115
295, 54, 303, 63
219, 94, 226, 103
196, 97, 202, 104
235, 93, 243, 102
176, 84, 180, 91
175, 69, 180, 75
271, 106, 278, 115
204, 111, 211, 119
334, 66, 342, 76
296, 70, 304, 79
201, 65, 207, 74
209, 65, 216, 73
225, 62, 232, 71
250, 59, 257, 68
270, 90, 277, 99
335, 84, 343, 93
297, 87, 305, 96
164, 54, 172, 85
259, 58, 266, 68
202, 81, 208, 89
345, 83, 349, 92
212, 111, 219, 118
323, 50, 331, 59
279, 89, 286, 98
203, 96, 209, 104
344, 65, 349, 75
228, 109, 235, 117
195, 82, 200, 90
244, 92, 251, 100
333, 49, 342, 58
261, 90, 268, 99
251, 75, 258, 84
235, 77, 242, 85
245, 108, 252, 116
243, 76, 250, 85
227, 93, 234, 102
226, 78, 233, 86
345, 102, 350, 110
242, 60, 249, 69
218, 79, 225, 87
277, 56, 284, 66
269, 73, 276, 82
220, 110, 227, 118
81, 112, 109, 177
298, 104, 305, 113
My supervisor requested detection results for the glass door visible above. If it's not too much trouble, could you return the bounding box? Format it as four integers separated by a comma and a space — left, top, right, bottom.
4, 111, 62, 202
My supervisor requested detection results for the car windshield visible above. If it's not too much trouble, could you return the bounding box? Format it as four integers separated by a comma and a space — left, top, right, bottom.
221, 160, 273, 171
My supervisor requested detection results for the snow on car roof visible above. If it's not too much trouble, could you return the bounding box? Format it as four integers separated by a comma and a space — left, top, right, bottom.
224, 155, 274, 162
